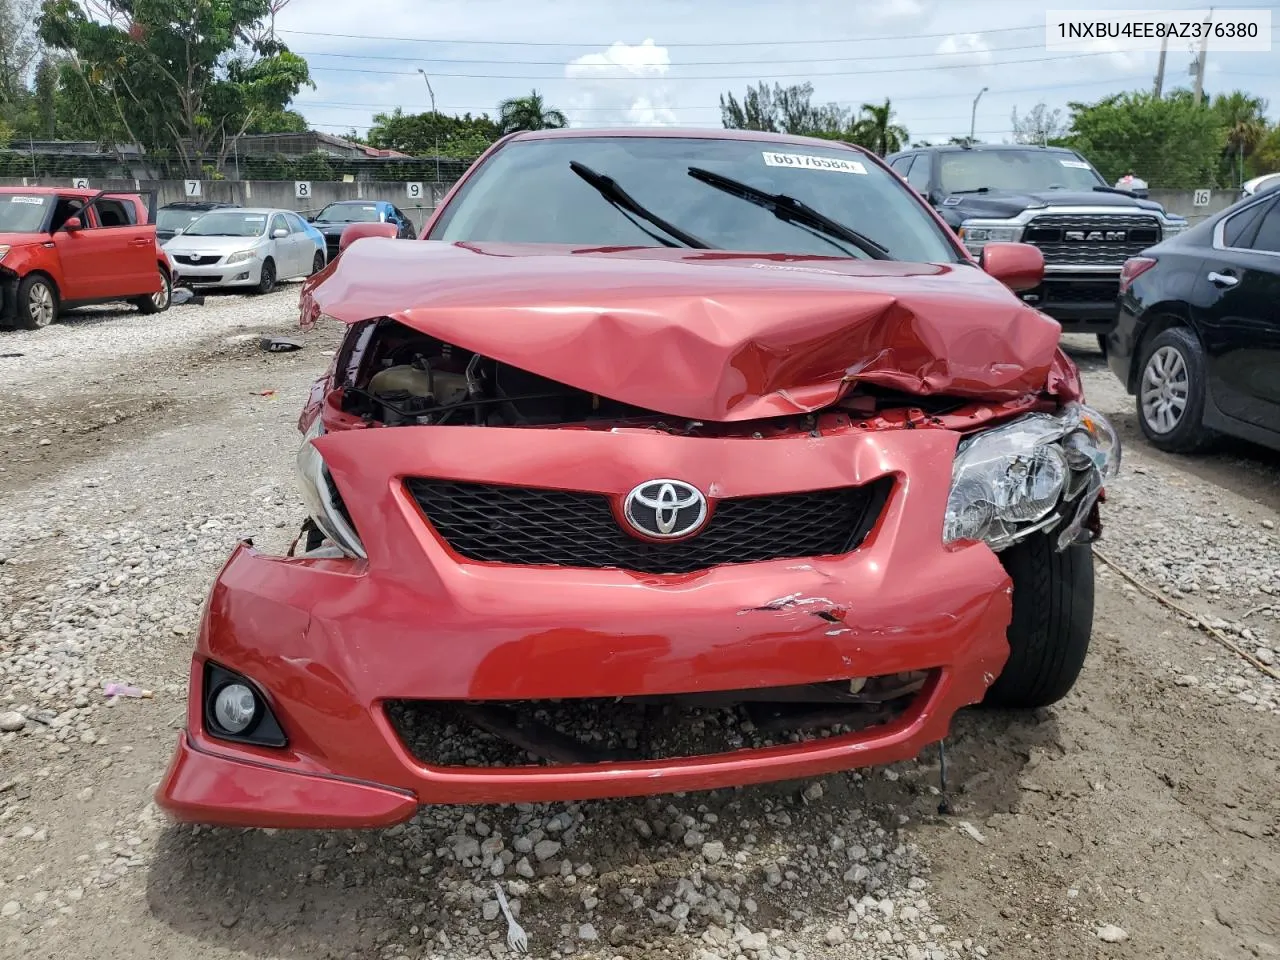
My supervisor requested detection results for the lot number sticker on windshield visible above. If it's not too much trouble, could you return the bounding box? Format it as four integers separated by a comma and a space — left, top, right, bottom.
1059, 159, 1092, 169
762, 152, 867, 175
10, 195, 45, 204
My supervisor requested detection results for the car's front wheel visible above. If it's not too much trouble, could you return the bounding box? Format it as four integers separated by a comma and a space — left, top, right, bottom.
17, 274, 58, 329
132, 268, 171, 314
255, 258, 276, 295
1135, 326, 1215, 453
984, 532, 1094, 709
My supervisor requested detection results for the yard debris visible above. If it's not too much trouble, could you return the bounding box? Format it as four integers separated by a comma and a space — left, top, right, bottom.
253, 389, 277, 398
103, 683, 152, 699
957, 821, 988, 845
259, 335, 303, 353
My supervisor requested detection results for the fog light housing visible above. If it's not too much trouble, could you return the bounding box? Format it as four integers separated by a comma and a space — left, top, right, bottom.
203, 663, 287, 747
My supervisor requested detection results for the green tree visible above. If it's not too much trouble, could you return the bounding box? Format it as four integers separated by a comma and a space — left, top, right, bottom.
848, 98, 908, 156
367, 107, 499, 157
496, 90, 566, 134
1253, 124, 1280, 176
1212, 91, 1270, 185
719, 81, 850, 136
39, 0, 314, 175
1058, 89, 1225, 188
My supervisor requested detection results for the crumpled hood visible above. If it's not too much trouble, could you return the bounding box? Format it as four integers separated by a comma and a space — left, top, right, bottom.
302, 239, 1080, 422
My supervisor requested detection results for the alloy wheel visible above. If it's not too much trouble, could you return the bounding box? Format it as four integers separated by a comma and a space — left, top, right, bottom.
27, 282, 54, 327
151, 276, 171, 310
1140, 344, 1190, 434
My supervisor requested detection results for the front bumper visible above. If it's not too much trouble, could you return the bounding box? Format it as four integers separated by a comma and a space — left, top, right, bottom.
156, 424, 1014, 827
172, 258, 262, 288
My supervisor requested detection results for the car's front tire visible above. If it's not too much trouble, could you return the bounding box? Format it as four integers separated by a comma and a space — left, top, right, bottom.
255, 258, 276, 295
132, 268, 172, 314
1135, 326, 1215, 453
984, 532, 1094, 709
17, 274, 58, 329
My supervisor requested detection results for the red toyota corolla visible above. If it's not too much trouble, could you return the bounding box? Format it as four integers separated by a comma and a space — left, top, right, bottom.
157, 129, 1120, 828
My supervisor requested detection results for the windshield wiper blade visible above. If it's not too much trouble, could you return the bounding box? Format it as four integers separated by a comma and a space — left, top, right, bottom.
947, 187, 990, 194
569, 161, 713, 249
687, 166, 890, 260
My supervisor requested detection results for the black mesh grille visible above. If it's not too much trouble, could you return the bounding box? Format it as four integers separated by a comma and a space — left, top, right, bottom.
171, 253, 221, 266
1024, 213, 1161, 266
405, 478, 892, 574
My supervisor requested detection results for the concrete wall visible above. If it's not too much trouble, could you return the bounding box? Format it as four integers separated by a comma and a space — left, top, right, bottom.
2, 178, 1247, 234
0, 177, 460, 231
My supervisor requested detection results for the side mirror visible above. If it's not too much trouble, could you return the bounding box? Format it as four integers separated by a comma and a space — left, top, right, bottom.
338, 221, 398, 253
63, 216, 82, 232
272, 227, 289, 239
979, 242, 1044, 293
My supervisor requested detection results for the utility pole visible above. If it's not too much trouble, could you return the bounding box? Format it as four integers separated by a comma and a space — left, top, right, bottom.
1192, 6, 1213, 106
1153, 33, 1168, 97
969, 86, 988, 145
417, 68, 441, 182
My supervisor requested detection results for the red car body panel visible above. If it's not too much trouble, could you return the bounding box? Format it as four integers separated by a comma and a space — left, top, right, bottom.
157, 128, 1090, 828
0, 187, 168, 322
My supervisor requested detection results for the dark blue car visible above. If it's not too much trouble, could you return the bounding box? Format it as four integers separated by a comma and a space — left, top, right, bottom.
308, 200, 417, 260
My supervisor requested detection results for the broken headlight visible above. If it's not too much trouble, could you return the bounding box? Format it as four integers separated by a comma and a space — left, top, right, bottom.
943, 402, 1119, 552
294, 417, 367, 559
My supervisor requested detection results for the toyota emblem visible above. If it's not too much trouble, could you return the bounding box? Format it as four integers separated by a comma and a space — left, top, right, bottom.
623, 479, 708, 539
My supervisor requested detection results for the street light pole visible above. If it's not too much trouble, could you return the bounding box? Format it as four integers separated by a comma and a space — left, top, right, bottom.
969, 86, 988, 145
417, 67, 440, 182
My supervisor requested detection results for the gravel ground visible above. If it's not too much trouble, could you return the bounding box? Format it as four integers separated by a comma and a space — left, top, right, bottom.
1, 305, 1277, 960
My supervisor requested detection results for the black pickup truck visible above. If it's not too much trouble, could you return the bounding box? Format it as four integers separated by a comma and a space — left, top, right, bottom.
885, 144, 1189, 342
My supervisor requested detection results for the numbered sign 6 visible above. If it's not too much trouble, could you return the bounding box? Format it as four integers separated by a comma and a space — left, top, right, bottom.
406, 181, 423, 200
1192, 188, 1211, 207
295, 181, 312, 200
72, 177, 90, 189
184, 179, 202, 198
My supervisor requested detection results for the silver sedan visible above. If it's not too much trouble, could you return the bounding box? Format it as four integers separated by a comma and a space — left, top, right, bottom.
161, 208, 327, 293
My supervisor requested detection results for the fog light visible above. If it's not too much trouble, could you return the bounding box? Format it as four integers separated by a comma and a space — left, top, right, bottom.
203, 663, 287, 747
213, 683, 257, 734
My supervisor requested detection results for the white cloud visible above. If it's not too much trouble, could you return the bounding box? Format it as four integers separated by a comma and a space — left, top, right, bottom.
563, 39, 679, 127
934, 33, 993, 75
863, 0, 931, 23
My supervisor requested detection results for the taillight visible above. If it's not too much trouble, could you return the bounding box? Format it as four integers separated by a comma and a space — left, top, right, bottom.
1119, 257, 1157, 295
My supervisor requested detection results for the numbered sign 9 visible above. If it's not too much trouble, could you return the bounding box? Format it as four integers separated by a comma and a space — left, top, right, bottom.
72, 177, 90, 189
406, 182, 423, 200
1193, 188, 1211, 207
295, 181, 312, 200
184, 179, 202, 198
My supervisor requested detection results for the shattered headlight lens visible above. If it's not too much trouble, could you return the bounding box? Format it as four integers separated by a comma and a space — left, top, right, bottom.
943, 403, 1120, 551
294, 417, 366, 559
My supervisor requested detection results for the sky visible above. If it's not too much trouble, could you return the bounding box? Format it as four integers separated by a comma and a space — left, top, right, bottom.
275, 0, 1280, 147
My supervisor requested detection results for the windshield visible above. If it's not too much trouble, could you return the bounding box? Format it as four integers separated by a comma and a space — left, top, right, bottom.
0, 194, 51, 233
315, 203, 382, 223
430, 136, 960, 262
938, 150, 1105, 194
157, 208, 212, 232
182, 212, 268, 237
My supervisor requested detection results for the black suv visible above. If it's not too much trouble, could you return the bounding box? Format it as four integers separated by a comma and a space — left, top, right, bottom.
885, 144, 1188, 340
156, 201, 241, 242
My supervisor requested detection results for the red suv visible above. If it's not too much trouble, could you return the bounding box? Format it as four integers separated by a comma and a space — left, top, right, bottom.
0, 187, 173, 329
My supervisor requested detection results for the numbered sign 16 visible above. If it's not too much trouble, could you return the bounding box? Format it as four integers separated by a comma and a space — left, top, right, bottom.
1192, 188, 1211, 207
294, 181, 312, 200
72, 177, 90, 189
406, 182, 423, 200
184, 179, 202, 198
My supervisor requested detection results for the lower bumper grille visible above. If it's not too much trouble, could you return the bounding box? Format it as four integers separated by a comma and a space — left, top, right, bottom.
386, 673, 931, 768
405, 478, 892, 574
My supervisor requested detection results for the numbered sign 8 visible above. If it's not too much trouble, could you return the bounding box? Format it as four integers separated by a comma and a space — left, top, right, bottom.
184, 179, 202, 198
1192, 188, 1211, 208
72, 177, 90, 189
406, 182, 423, 200
295, 181, 312, 199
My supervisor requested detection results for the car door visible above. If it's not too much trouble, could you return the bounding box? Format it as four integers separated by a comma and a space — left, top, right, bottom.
47, 195, 94, 300
1193, 195, 1280, 430
89, 196, 154, 296
269, 212, 301, 277
285, 212, 319, 269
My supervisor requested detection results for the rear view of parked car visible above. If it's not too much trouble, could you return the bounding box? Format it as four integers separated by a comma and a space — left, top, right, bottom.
1, 186, 172, 329
163, 208, 326, 293
1107, 189, 1280, 454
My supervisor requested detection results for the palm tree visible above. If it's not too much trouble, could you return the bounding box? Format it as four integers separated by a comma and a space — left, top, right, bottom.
1212, 91, 1269, 186
849, 99, 909, 156
497, 90, 568, 134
